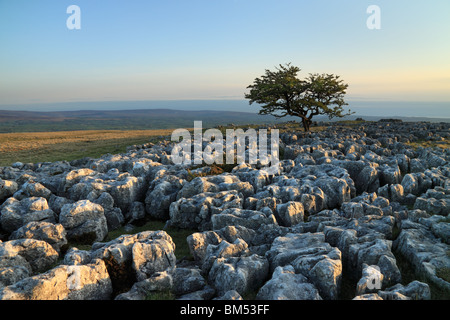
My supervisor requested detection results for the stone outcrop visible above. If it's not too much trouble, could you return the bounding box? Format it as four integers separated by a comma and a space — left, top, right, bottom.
0, 120, 449, 300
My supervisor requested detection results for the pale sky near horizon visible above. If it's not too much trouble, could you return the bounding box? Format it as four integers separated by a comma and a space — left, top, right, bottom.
0, 0, 449, 106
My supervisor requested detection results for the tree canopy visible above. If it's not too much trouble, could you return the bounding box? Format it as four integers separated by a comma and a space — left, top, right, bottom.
245, 63, 353, 131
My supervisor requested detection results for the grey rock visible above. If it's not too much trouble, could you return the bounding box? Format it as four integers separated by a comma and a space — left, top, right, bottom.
275, 201, 304, 226
208, 254, 269, 296
64, 170, 146, 217
353, 293, 383, 300
211, 208, 277, 231
266, 232, 342, 300
127, 201, 146, 223
314, 177, 353, 209
0, 179, 19, 203
168, 190, 243, 231
0, 265, 30, 289
115, 271, 173, 300
0, 239, 59, 273
420, 150, 447, 168
394, 222, 450, 293
0, 197, 57, 234
341, 202, 365, 219
59, 200, 108, 244
0, 254, 32, 288
177, 174, 254, 200
378, 164, 402, 186
413, 189, 450, 215
213, 290, 243, 300
63, 247, 92, 266
431, 221, 450, 244
91, 230, 176, 283
401, 173, 419, 195
202, 238, 249, 273
232, 164, 272, 192
10, 221, 67, 254
108, 175, 146, 215
256, 265, 322, 300
63, 168, 97, 195
172, 267, 206, 295
48, 194, 73, 215
0, 259, 112, 300
218, 225, 257, 246
401, 172, 433, 196
177, 285, 216, 300
355, 165, 380, 194
131, 235, 177, 281
356, 264, 384, 296
187, 230, 223, 262
410, 158, 427, 173
15, 182, 52, 200
92, 192, 125, 231
187, 225, 257, 263
145, 175, 186, 220
377, 184, 404, 203
378, 281, 431, 300
348, 238, 401, 286
1, 120, 449, 300
287, 164, 355, 208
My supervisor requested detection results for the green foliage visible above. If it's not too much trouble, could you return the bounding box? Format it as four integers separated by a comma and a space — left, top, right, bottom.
145, 290, 175, 300
245, 63, 353, 131
436, 267, 450, 283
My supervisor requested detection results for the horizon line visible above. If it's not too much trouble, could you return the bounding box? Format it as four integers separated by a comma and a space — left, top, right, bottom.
0, 107, 449, 121
1, 98, 450, 106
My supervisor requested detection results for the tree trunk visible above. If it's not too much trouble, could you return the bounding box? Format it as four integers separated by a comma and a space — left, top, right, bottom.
301, 118, 312, 132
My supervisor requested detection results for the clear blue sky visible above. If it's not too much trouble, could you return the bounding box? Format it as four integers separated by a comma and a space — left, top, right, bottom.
0, 0, 449, 106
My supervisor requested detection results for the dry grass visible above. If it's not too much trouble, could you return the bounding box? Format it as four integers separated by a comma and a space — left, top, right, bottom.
0, 122, 327, 167
406, 139, 450, 150
0, 129, 177, 166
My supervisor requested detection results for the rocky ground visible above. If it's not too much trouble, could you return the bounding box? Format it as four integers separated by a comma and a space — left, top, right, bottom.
0, 120, 449, 300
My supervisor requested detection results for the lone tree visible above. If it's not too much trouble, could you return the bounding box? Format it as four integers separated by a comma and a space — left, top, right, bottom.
245, 63, 353, 132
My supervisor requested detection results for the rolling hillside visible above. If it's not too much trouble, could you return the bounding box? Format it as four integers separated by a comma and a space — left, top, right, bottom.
0, 109, 280, 133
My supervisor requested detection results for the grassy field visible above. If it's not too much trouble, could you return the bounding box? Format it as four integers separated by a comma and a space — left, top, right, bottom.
2, 123, 446, 168
406, 139, 450, 150
0, 129, 177, 167
0, 121, 322, 167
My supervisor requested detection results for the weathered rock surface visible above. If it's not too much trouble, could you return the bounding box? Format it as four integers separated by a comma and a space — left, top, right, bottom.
256, 265, 322, 300
208, 254, 269, 296
1, 197, 56, 234
394, 216, 450, 293
114, 270, 173, 300
168, 190, 243, 231
145, 175, 186, 220
0, 237, 61, 291
91, 230, 176, 288
0, 179, 18, 203
59, 200, 108, 244
0, 259, 112, 300
0, 120, 449, 300
265, 232, 342, 300
10, 221, 67, 254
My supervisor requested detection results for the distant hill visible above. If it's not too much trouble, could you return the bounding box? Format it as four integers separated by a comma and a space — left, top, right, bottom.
0, 109, 281, 133
326, 114, 450, 124
0, 108, 449, 133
